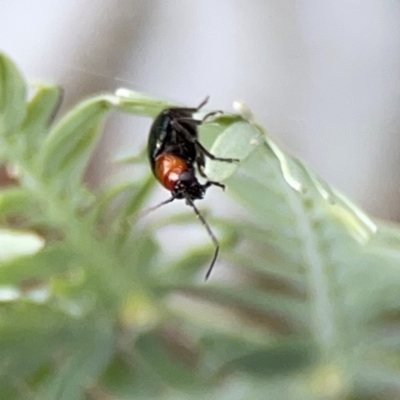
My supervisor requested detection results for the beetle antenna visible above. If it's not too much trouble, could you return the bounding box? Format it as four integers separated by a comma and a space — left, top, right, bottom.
138, 196, 175, 219
186, 197, 219, 280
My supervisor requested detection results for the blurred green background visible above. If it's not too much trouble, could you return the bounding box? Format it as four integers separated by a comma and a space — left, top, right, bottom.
1, 53, 400, 399
1, 2, 400, 399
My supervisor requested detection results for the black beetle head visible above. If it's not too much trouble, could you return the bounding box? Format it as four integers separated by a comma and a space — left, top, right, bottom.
172, 170, 206, 201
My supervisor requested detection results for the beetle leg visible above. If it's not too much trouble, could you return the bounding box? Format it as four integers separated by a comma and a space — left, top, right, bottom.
204, 181, 225, 191
197, 165, 207, 178
195, 96, 210, 110
198, 166, 207, 178
168, 97, 209, 116
196, 151, 207, 178
194, 140, 239, 163
176, 110, 222, 125
170, 119, 197, 140
200, 110, 223, 123
171, 120, 239, 164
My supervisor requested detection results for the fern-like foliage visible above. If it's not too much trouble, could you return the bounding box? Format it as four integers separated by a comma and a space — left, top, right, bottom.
0, 53, 399, 400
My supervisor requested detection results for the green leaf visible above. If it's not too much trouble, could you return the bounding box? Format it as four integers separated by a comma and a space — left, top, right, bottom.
36, 317, 114, 400
156, 250, 213, 283
0, 304, 73, 380
119, 233, 159, 281
102, 355, 164, 399
0, 186, 36, 217
2, 50, 400, 398
223, 338, 317, 376
0, 53, 26, 134
0, 243, 74, 284
135, 331, 199, 389
39, 94, 117, 188
204, 113, 400, 395
356, 363, 400, 398
21, 84, 62, 155
199, 284, 306, 326
205, 120, 262, 181
114, 88, 179, 117
0, 382, 24, 400
118, 175, 155, 220
106, 174, 156, 243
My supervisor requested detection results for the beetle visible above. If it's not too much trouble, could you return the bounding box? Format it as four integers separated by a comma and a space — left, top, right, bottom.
146, 97, 238, 280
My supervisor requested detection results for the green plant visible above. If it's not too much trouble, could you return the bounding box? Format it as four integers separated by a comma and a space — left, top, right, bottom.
1, 53, 400, 399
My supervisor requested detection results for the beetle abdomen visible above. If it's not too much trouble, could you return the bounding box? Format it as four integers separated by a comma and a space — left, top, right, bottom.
154, 153, 188, 191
